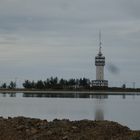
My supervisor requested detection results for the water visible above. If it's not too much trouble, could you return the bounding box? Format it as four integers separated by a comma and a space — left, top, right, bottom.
0, 92, 140, 130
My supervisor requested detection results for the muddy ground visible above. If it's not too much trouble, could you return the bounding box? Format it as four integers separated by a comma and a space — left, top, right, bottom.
0, 117, 140, 140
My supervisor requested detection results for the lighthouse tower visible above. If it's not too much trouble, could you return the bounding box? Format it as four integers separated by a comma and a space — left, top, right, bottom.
92, 32, 108, 87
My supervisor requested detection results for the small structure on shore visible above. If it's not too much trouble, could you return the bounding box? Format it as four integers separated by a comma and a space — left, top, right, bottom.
92, 32, 108, 87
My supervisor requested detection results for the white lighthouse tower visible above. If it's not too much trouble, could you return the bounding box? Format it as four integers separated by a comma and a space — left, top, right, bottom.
92, 32, 108, 87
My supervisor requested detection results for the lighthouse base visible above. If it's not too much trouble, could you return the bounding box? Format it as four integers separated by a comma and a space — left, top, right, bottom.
92, 80, 108, 87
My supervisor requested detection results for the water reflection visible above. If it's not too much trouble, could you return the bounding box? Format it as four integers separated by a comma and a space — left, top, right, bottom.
94, 95, 107, 121
95, 108, 104, 120
0, 92, 107, 121
0, 92, 139, 129
23, 93, 108, 99
122, 94, 126, 99
0, 93, 16, 97
2, 93, 6, 97
9, 93, 16, 97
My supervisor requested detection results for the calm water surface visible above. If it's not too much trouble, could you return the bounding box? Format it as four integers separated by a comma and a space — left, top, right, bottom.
0, 92, 140, 130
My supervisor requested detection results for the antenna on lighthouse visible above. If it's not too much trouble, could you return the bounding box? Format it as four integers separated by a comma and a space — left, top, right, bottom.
99, 30, 102, 55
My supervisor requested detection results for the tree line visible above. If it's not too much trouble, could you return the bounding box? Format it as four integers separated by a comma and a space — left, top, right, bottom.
1, 77, 139, 91
22, 77, 91, 89
0, 81, 16, 89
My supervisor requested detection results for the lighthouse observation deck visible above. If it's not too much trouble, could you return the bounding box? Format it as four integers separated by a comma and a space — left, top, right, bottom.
95, 55, 105, 66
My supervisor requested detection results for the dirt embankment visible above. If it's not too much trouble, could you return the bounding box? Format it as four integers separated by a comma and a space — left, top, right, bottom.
0, 117, 140, 140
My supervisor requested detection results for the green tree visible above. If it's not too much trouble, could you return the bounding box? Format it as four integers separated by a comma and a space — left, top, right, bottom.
36, 80, 45, 89
59, 78, 67, 89
1, 83, 7, 89
31, 81, 36, 89
8, 81, 16, 89
23, 80, 32, 89
68, 79, 76, 88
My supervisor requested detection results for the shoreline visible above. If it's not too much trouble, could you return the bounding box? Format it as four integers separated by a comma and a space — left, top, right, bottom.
0, 89, 140, 95
0, 116, 140, 140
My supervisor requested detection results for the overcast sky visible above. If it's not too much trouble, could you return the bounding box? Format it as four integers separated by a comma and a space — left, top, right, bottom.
0, 0, 140, 87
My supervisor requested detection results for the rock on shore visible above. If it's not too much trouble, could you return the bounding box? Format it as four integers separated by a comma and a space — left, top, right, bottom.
0, 117, 140, 140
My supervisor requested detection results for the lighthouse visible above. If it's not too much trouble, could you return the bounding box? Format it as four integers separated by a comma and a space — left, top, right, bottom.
92, 32, 108, 87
